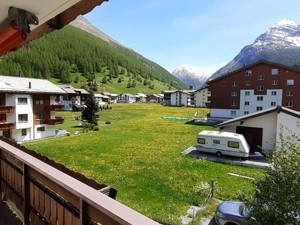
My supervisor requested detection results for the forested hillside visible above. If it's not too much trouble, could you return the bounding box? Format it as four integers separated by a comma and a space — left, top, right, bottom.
0, 25, 186, 92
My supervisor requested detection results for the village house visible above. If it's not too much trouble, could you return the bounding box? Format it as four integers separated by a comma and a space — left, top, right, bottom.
207, 60, 300, 121
102, 92, 118, 103
146, 94, 163, 103
94, 93, 109, 106
163, 90, 195, 106
0, 76, 66, 142
135, 93, 147, 103
58, 85, 89, 111
194, 86, 211, 108
117, 93, 137, 103
215, 106, 300, 153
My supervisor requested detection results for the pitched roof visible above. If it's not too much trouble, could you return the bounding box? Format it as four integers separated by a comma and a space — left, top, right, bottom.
207, 60, 300, 84
215, 106, 300, 128
0, 75, 65, 94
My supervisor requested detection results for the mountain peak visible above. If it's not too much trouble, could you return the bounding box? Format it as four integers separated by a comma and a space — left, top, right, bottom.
275, 18, 299, 27
172, 64, 208, 89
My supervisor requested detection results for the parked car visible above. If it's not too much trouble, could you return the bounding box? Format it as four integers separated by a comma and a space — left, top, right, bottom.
215, 201, 255, 225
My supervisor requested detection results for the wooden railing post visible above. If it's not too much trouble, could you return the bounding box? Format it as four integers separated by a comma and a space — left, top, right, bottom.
80, 199, 88, 225
23, 164, 30, 225
0, 149, 2, 197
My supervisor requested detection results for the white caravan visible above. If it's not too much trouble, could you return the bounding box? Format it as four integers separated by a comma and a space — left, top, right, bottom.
196, 130, 250, 158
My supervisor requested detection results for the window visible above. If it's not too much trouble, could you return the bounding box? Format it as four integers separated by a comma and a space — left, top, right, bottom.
271, 102, 276, 106
230, 111, 236, 116
286, 91, 294, 96
36, 113, 44, 120
287, 79, 294, 85
271, 91, 277, 96
228, 141, 239, 149
257, 96, 263, 101
245, 70, 252, 76
258, 75, 265, 80
21, 129, 26, 136
231, 91, 237, 96
232, 81, 238, 87
35, 99, 44, 105
286, 102, 293, 108
197, 138, 205, 144
257, 106, 263, 111
272, 68, 279, 75
231, 101, 237, 106
244, 111, 249, 115
245, 81, 251, 86
222, 82, 225, 87
245, 101, 250, 106
37, 127, 46, 132
257, 86, 264, 91
245, 91, 250, 96
213, 140, 220, 144
18, 114, 28, 122
18, 98, 28, 104
272, 80, 278, 85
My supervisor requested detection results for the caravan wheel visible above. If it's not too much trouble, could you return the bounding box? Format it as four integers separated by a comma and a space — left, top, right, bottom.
216, 151, 222, 157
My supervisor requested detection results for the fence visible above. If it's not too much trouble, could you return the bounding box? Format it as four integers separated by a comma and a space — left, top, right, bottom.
0, 137, 159, 225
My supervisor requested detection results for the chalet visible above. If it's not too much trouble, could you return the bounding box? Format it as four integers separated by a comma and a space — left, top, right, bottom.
94, 93, 109, 105
215, 106, 300, 153
117, 93, 136, 103
102, 92, 118, 103
0, 76, 65, 142
147, 94, 163, 103
58, 85, 89, 110
163, 90, 195, 106
194, 86, 211, 108
135, 93, 147, 103
207, 60, 300, 121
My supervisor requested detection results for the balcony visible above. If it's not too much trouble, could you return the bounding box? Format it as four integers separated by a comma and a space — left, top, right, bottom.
0, 105, 14, 114
0, 137, 159, 225
45, 104, 64, 111
0, 122, 15, 130
46, 117, 64, 125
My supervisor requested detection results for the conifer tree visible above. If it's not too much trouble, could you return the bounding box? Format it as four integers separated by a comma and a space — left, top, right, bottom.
82, 92, 98, 125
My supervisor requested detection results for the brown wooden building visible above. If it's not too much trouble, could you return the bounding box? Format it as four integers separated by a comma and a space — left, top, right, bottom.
207, 60, 300, 120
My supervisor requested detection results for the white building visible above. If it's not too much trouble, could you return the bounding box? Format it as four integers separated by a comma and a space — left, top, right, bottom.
0, 76, 66, 142
194, 87, 211, 108
170, 90, 195, 106
215, 106, 300, 153
94, 94, 109, 106
117, 93, 136, 103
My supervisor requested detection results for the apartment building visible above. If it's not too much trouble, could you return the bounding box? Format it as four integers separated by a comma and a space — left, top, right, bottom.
163, 90, 195, 106
207, 60, 300, 120
194, 86, 211, 108
0, 76, 65, 142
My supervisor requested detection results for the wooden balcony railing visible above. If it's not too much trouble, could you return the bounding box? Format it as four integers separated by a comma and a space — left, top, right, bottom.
0, 106, 15, 114
46, 117, 64, 125
45, 104, 65, 111
0, 137, 159, 225
0, 122, 15, 130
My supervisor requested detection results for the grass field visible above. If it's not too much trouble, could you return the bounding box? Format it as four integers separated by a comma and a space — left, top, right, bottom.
24, 104, 263, 225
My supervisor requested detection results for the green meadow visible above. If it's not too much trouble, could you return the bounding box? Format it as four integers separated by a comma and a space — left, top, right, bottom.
24, 104, 262, 225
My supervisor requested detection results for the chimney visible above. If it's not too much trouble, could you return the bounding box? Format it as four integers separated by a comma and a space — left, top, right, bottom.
189, 84, 194, 90
29, 82, 31, 89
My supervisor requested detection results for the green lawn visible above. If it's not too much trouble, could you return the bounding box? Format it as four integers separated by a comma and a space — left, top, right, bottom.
24, 104, 263, 225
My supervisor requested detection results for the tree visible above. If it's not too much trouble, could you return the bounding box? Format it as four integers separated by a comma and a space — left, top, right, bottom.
248, 125, 300, 225
82, 92, 98, 125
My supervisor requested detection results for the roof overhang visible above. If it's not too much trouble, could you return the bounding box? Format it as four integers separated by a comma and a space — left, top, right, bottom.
0, 0, 108, 56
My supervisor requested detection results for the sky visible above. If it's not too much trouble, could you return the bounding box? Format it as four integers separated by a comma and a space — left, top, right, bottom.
85, 0, 300, 76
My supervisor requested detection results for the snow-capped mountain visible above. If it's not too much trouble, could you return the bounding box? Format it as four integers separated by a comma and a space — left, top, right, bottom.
172, 64, 208, 89
209, 19, 300, 81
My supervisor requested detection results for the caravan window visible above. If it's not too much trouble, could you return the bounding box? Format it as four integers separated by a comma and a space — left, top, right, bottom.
213, 140, 220, 144
228, 141, 239, 149
197, 138, 205, 144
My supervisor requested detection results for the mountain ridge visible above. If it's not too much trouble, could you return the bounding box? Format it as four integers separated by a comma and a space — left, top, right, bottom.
209, 18, 300, 81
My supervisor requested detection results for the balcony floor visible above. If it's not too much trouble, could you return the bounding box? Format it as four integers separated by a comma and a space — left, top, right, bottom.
0, 200, 22, 225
